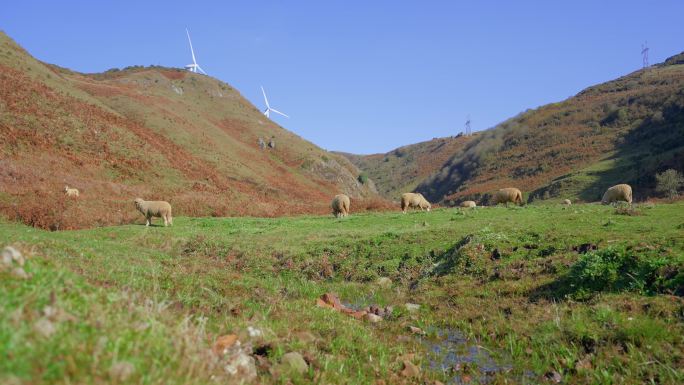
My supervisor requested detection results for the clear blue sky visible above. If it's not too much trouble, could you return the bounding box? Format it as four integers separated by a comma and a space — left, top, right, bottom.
3, 1, 683, 154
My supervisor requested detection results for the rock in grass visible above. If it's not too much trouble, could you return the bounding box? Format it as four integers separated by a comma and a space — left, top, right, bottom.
376, 277, 392, 287
109, 361, 135, 382
404, 303, 420, 312
11, 267, 28, 280
2, 246, 23, 266
364, 313, 383, 323
33, 318, 56, 338
247, 326, 263, 338
407, 326, 425, 335
213, 334, 239, 355
400, 360, 420, 377
544, 370, 562, 383
224, 351, 257, 383
280, 352, 308, 374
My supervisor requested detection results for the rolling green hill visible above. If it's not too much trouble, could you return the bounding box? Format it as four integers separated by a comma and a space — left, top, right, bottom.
346, 53, 684, 206
0, 31, 380, 229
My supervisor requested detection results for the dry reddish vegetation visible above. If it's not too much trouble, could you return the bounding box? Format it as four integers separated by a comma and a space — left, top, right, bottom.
417, 57, 684, 204
0, 33, 384, 230
342, 135, 474, 199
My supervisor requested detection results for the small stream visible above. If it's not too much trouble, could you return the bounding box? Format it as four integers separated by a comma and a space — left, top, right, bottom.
419, 328, 514, 384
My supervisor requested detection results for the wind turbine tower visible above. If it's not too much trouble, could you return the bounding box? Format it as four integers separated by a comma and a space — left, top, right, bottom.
641, 41, 650, 68
184, 29, 207, 75
261, 86, 289, 119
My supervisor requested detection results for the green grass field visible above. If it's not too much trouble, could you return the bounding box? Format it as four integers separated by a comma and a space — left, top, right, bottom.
1, 203, 683, 384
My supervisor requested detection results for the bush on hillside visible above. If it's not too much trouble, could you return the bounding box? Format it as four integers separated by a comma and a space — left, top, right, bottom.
655, 169, 684, 199
357, 173, 369, 184
564, 246, 683, 300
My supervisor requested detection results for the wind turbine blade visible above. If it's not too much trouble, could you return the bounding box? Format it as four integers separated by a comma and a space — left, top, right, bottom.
269, 108, 289, 118
186, 28, 197, 64
264, 109, 270, 118
260, 86, 270, 108
197, 65, 207, 75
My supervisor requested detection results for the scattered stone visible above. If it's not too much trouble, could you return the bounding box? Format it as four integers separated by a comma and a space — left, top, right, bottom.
213, 334, 239, 355
364, 313, 383, 323
316, 293, 344, 310
2, 246, 22, 266
280, 352, 308, 374
404, 303, 420, 312
223, 346, 257, 384
11, 267, 28, 280
349, 310, 368, 319
109, 361, 135, 382
376, 277, 392, 287
247, 326, 263, 338
544, 370, 562, 383
408, 326, 425, 335
400, 360, 420, 378
33, 318, 56, 338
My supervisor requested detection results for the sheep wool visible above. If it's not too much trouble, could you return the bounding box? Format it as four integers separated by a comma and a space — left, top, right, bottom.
134, 198, 173, 227
493, 188, 523, 206
401, 193, 431, 213
601, 184, 632, 205
64, 186, 79, 197
331, 194, 351, 218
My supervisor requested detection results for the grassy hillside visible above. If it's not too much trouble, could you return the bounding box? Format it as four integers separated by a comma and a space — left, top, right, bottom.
0, 31, 381, 230
416, 53, 684, 205
1, 202, 682, 384
338, 135, 474, 200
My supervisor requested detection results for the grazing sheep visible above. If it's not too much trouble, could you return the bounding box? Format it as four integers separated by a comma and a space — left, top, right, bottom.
134, 198, 173, 227
601, 184, 632, 205
492, 188, 523, 206
562, 199, 572, 205
460, 200, 477, 208
64, 185, 79, 197
331, 194, 351, 218
401, 193, 431, 214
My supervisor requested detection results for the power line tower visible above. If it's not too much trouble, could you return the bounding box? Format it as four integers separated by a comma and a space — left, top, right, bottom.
464, 115, 471, 136
641, 41, 650, 68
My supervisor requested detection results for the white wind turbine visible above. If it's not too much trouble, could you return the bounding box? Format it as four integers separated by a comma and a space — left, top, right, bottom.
261, 86, 289, 119
184, 28, 207, 74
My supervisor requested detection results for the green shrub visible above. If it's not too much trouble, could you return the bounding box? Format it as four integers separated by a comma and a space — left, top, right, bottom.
357, 173, 368, 184
655, 169, 684, 199
565, 246, 681, 299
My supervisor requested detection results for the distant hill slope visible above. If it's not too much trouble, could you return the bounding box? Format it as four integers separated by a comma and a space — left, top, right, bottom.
414, 53, 684, 205
337, 135, 474, 200
0, 31, 380, 229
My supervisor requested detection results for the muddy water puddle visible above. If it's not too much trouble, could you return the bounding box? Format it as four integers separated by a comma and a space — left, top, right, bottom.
419, 328, 515, 384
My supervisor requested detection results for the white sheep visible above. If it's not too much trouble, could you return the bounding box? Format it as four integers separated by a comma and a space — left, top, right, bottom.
492, 188, 523, 206
601, 184, 632, 205
401, 193, 431, 214
64, 185, 79, 197
134, 198, 173, 227
331, 194, 351, 218
562, 199, 572, 205
460, 200, 477, 208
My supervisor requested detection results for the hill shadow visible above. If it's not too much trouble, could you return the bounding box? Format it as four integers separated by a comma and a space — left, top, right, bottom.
577, 99, 684, 201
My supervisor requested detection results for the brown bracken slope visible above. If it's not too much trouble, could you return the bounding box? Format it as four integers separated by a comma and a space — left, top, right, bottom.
337, 135, 474, 200
0, 31, 384, 229
347, 52, 684, 206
